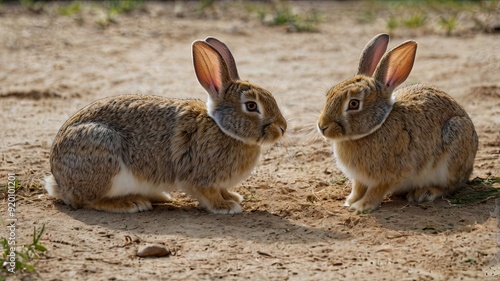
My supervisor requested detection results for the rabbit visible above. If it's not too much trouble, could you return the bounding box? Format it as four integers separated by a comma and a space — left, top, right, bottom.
45, 37, 287, 214
317, 33, 478, 212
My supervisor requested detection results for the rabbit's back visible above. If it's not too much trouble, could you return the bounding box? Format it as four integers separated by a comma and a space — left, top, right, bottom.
59, 95, 196, 139
54, 95, 193, 181
392, 84, 472, 150
394, 84, 470, 120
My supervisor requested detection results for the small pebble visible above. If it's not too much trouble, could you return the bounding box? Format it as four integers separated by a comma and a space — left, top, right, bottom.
137, 244, 172, 258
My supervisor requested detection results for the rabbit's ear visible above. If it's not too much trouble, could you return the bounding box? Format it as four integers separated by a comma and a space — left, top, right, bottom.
357, 33, 390, 76
193, 41, 232, 98
373, 40, 417, 92
205, 37, 240, 81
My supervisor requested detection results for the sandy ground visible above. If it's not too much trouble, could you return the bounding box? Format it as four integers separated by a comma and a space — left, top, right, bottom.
1, 1, 500, 280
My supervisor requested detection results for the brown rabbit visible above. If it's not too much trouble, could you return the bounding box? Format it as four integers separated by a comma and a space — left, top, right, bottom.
317, 34, 478, 212
45, 37, 287, 214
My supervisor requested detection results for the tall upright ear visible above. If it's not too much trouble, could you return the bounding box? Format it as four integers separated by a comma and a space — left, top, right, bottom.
192, 40, 232, 98
373, 41, 417, 92
204, 37, 240, 81
357, 33, 390, 76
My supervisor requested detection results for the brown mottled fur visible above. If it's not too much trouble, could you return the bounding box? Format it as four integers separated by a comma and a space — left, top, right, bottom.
46, 38, 286, 214
318, 34, 478, 212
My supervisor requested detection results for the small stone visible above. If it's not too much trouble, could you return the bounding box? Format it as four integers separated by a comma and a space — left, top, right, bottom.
137, 244, 172, 258
256, 184, 271, 189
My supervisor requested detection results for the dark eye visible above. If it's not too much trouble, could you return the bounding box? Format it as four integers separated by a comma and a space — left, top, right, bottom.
348, 99, 360, 110
245, 102, 259, 112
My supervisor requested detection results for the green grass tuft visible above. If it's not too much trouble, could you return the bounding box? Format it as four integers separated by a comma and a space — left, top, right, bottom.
198, 0, 216, 12
247, 0, 322, 33
57, 1, 81, 16
19, 0, 44, 13
377, 0, 490, 36
95, 0, 144, 28
1, 225, 47, 275
401, 13, 427, 28
446, 176, 500, 206
386, 17, 399, 34
331, 176, 348, 186
469, 176, 500, 187
439, 14, 458, 36
106, 0, 143, 15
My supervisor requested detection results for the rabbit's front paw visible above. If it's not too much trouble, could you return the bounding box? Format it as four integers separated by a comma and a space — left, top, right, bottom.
344, 194, 356, 207
221, 189, 243, 203
207, 200, 242, 215
345, 182, 368, 207
349, 199, 381, 213
194, 188, 243, 215
345, 192, 363, 206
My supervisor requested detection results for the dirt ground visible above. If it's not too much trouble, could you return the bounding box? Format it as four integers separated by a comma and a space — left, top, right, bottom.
1, 1, 500, 280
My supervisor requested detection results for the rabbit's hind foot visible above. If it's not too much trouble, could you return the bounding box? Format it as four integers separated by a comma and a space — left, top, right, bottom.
406, 187, 443, 203
90, 195, 153, 213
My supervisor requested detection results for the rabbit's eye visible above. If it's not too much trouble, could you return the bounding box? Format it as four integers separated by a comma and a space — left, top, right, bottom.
245, 102, 259, 112
348, 99, 360, 110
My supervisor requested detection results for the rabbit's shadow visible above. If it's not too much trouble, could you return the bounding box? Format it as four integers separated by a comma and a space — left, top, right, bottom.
370, 195, 497, 233
55, 203, 349, 244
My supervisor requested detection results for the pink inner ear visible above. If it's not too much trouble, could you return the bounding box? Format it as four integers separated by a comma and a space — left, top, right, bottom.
203, 50, 224, 93
369, 45, 388, 76
194, 43, 225, 96
210, 82, 219, 94
209, 54, 225, 93
387, 76, 397, 88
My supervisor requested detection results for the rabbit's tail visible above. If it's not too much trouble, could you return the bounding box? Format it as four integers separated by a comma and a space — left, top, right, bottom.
44, 174, 61, 199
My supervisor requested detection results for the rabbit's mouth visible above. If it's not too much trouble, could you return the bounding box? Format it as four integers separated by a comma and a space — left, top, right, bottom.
260, 122, 285, 144
317, 117, 346, 139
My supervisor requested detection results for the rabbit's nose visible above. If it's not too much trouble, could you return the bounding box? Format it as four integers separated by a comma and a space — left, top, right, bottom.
279, 126, 285, 135
318, 124, 329, 135
277, 116, 287, 135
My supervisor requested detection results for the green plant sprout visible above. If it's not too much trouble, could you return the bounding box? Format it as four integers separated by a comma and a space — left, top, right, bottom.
1, 225, 46, 276
439, 14, 458, 36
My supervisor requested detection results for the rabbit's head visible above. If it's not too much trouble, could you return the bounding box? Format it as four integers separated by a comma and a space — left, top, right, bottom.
193, 38, 286, 146
318, 34, 417, 141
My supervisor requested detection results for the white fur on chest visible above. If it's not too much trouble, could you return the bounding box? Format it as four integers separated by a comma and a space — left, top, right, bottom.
333, 143, 378, 187
216, 156, 259, 189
